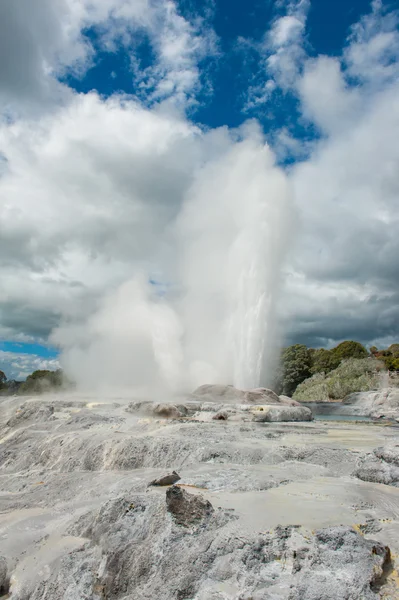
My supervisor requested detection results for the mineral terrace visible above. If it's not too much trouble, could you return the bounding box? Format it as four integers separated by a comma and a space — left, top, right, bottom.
0, 385, 398, 599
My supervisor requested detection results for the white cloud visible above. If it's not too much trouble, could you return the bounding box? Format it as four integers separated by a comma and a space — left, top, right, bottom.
240, 0, 399, 349
0, 0, 217, 115
345, 0, 399, 86
1, 0, 399, 394
0, 351, 60, 381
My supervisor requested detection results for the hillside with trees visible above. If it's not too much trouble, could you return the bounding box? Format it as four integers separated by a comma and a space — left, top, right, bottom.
275, 341, 398, 401
0, 369, 71, 396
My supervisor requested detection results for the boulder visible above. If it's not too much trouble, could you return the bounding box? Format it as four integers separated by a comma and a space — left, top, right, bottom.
152, 404, 184, 419
244, 388, 280, 404
148, 471, 181, 487
342, 388, 399, 420
212, 411, 228, 421
191, 385, 282, 405
252, 405, 313, 422
279, 394, 302, 407
166, 485, 214, 527
190, 384, 245, 403
0, 556, 8, 596
354, 445, 399, 486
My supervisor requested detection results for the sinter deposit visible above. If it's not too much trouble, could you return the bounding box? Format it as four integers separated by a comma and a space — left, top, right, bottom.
0, 386, 398, 599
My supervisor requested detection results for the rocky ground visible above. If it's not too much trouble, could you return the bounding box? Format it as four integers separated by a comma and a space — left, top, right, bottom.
0, 390, 399, 599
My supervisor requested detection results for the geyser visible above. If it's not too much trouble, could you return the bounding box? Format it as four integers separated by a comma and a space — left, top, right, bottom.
54, 130, 292, 394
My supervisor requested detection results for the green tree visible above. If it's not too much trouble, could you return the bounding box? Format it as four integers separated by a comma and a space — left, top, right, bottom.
381, 356, 399, 371
310, 348, 340, 375
19, 369, 66, 394
332, 341, 368, 362
0, 370, 7, 390
387, 344, 399, 358
278, 344, 312, 396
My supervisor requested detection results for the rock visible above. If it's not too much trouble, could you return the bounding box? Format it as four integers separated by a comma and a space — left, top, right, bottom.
342, 388, 399, 420
191, 384, 289, 406
252, 405, 313, 422
212, 411, 228, 420
244, 388, 281, 404
152, 404, 183, 419
0, 556, 9, 595
6, 402, 55, 427
354, 445, 399, 486
148, 471, 181, 487
279, 395, 301, 407
166, 485, 214, 526
290, 526, 391, 600
190, 384, 245, 403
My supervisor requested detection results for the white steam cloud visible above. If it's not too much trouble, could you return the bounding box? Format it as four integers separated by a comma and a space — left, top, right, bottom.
52, 122, 292, 395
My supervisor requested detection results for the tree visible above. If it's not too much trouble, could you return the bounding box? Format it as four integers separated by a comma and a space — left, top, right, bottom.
278, 344, 312, 397
0, 370, 7, 390
381, 356, 399, 371
310, 348, 340, 375
387, 344, 399, 358
332, 341, 368, 362
19, 369, 66, 394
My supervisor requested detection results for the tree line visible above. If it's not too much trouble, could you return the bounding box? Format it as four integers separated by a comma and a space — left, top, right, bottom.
275, 340, 399, 397
0, 369, 71, 395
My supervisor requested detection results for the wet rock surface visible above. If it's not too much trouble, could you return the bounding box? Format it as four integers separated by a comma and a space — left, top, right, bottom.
0, 392, 398, 599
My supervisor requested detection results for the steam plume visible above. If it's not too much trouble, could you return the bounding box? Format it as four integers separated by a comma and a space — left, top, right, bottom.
53, 125, 293, 394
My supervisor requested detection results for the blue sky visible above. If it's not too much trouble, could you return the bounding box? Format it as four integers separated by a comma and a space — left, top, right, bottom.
65, 0, 373, 131
1, 0, 399, 384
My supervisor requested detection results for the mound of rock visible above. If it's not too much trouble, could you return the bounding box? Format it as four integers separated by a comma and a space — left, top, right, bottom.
191, 384, 293, 405
342, 388, 399, 420
166, 485, 214, 527
19, 493, 392, 600
125, 385, 312, 423
354, 444, 399, 486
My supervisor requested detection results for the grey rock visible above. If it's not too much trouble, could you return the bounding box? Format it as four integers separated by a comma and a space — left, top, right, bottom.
343, 388, 399, 420
212, 410, 228, 420
6, 401, 54, 427
354, 444, 399, 486
0, 556, 9, 595
244, 387, 281, 404
191, 384, 281, 405
148, 471, 181, 487
289, 526, 390, 600
153, 404, 184, 419
279, 394, 302, 407
191, 384, 245, 403
165, 485, 214, 526
253, 405, 313, 422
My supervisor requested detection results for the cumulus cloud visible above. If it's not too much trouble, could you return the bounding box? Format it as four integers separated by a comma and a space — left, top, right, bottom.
0, 0, 216, 115
1, 0, 399, 394
0, 351, 60, 381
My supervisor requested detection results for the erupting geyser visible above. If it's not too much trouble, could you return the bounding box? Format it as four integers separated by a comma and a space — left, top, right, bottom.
54, 134, 292, 394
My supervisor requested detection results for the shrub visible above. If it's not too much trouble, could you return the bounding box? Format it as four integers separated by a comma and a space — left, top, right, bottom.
332, 341, 368, 361
293, 358, 384, 401
0, 370, 6, 390
19, 369, 68, 395
310, 348, 340, 375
